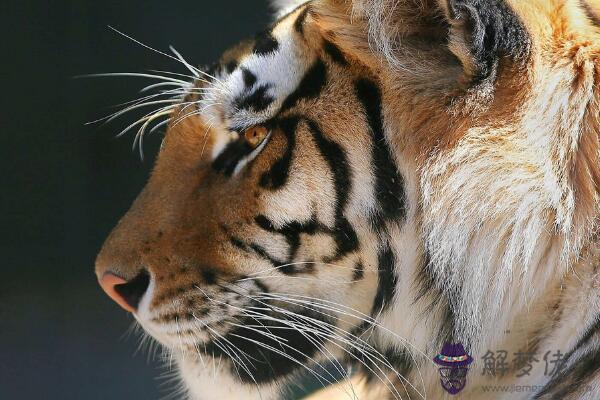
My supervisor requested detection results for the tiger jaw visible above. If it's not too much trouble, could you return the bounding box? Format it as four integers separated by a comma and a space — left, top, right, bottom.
132, 268, 367, 369
137, 279, 368, 391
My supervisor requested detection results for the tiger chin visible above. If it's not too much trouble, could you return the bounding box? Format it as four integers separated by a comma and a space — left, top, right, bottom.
95, 1, 599, 399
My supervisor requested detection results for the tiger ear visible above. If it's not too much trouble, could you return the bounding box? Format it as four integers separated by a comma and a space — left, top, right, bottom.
327, 0, 530, 84
437, 0, 530, 83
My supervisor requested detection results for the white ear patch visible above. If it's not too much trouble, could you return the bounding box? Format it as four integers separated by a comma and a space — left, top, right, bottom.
270, 0, 310, 17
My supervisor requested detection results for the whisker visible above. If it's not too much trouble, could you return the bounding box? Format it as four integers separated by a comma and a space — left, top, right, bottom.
133, 109, 174, 160
195, 295, 268, 399
166, 46, 200, 78
257, 292, 428, 397
238, 261, 372, 281
167, 47, 226, 88
229, 331, 337, 389
103, 99, 179, 125
243, 302, 406, 400
256, 299, 419, 398
223, 282, 409, 399
107, 27, 202, 75
169, 102, 222, 127
148, 119, 170, 135
140, 81, 189, 93
80, 72, 188, 84
200, 284, 349, 395
199, 116, 218, 159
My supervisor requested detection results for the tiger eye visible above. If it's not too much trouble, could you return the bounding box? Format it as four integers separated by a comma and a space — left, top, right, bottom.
244, 126, 268, 148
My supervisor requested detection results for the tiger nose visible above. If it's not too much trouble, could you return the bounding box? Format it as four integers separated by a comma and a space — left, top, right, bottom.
99, 269, 151, 313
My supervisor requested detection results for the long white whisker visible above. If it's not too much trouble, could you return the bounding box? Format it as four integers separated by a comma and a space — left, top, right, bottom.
165, 46, 199, 78
198, 116, 217, 159
170, 102, 222, 127
105, 99, 179, 124
243, 289, 420, 396
230, 306, 359, 400
195, 296, 270, 400
134, 110, 174, 160
258, 292, 428, 397
238, 261, 370, 281
190, 295, 255, 380
224, 282, 406, 399
148, 69, 231, 97
250, 294, 421, 399
265, 292, 430, 361
108, 26, 203, 75
81, 72, 188, 84
140, 81, 189, 93
243, 302, 406, 400
206, 284, 354, 396
169, 46, 228, 88
201, 321, 257, 384
229, 331, 337, 389
148, 119, 170, 135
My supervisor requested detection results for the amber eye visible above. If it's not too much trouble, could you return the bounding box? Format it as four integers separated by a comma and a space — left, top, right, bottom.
243, 126, 269, 149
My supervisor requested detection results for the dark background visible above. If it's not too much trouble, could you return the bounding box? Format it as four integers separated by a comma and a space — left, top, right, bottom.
1, 1, 277, 399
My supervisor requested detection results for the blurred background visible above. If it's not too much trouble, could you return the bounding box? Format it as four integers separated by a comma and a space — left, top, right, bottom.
0, 1, 291, 399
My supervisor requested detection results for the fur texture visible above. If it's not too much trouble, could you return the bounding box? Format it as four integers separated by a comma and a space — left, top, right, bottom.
96, 1, 599, 399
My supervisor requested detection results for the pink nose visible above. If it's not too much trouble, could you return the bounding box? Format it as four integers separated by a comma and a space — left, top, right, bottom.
99, 270, 150, 312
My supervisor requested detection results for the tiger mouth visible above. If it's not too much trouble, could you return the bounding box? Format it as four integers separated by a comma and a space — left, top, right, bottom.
139, 288, 337, 384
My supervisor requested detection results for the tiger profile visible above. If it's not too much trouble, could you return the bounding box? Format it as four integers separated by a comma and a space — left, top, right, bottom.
95, 0, 599, 399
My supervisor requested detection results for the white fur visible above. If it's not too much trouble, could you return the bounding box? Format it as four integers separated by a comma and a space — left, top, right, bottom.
179, 356, 281, 400
270, 0, 311, 17
203, 12, 313, 154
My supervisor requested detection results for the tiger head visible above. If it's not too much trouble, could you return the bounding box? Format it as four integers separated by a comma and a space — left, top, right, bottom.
96, 1, 599, 399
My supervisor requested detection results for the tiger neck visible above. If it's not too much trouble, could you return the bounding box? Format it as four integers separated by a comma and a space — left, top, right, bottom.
366, 58, 599, 393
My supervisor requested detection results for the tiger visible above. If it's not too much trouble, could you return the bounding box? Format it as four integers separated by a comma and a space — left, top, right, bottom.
94, 0, 600, 399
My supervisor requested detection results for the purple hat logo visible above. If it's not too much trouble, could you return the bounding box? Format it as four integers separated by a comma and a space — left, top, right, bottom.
433, 343, 473, 395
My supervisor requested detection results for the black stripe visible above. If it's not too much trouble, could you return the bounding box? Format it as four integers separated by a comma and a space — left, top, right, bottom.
354, 78, 406, 226
366, 349, 414, 385
225, 60, 238, 74
581, 0, 600, 26
255, 214, 320, 270
205, 310, 332, 384
371, 244, 398, 315
534, 315, 600, 399
249, 243, 292, 272
201, 268, 217, 285
568, 316, 600, 361
307, 119, 359, 261
352, 261, 365, 281
323, 39, 348, 66
294, 6, 310, 36
212, 137, 254, 176
414, 251, 457, 344
241, 67, 257, 87
229, 235, 291, 272
280, 59, 327, 113
253, 30, 279, 55
234, 84, 275, 112
534, 351, 600, 399
260, 117, 299, 189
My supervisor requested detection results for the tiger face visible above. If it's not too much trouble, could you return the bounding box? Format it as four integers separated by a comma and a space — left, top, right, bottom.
96, 5, 401, 396
96, 1, 600, 399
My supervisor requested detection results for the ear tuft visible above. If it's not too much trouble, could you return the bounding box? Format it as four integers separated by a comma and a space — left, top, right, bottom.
443, 0, 531, 83
270, 0, 311, 17
346, 0, 530, 83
